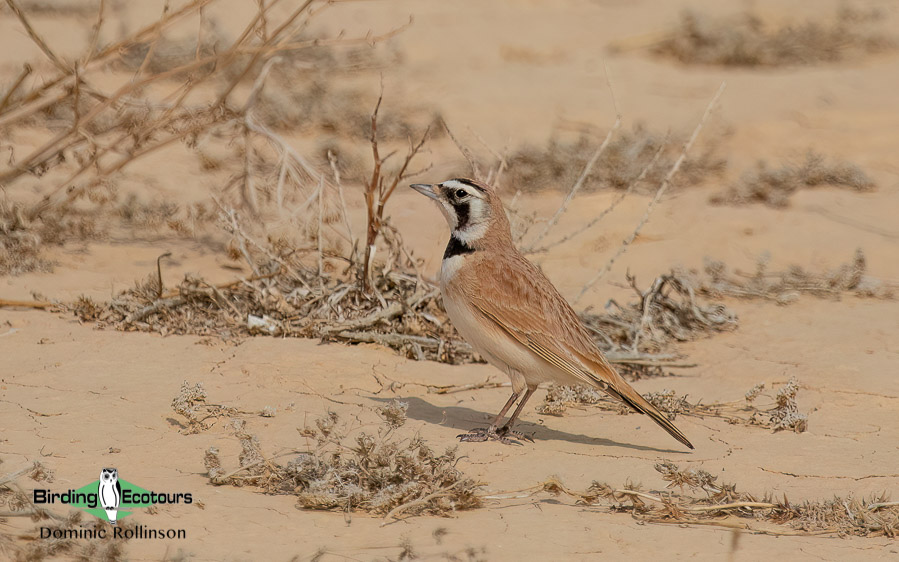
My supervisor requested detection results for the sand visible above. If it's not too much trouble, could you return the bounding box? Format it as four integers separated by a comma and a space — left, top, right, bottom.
2, 0, 898, 560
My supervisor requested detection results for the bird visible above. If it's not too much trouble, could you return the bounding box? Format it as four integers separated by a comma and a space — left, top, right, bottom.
98, 467, 122, 525
410, 178, 694, 449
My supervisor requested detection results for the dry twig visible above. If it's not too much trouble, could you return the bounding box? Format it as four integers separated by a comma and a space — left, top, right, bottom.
575, 81, 726, 303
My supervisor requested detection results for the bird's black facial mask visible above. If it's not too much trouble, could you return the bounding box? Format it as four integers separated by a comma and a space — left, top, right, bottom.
439, 179, 488, 238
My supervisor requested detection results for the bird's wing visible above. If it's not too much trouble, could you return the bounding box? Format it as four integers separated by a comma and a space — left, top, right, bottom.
466, 253, 694, 449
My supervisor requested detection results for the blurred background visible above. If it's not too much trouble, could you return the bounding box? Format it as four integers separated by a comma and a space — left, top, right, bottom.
3, 2, 899, 558
2, 0, 897, 303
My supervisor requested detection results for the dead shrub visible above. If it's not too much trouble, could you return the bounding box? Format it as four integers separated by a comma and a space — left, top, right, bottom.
0, 0, 416, 280
652, 8, 895, 67
504, 125, 725, 193
170, 381, 239, 434
580, 272, 738, 353
206, 403, 482, 519
539, 377, 809, 433
0, 200, 103, 275
693, 249, 893, 304
536, 465, 898, 537
712, 151, 875, 207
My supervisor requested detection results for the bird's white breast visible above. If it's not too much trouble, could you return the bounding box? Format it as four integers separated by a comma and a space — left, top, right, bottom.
439, 255, 466, 283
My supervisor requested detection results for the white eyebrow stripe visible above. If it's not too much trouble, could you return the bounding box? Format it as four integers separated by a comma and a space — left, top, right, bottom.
440, 179, 485, 198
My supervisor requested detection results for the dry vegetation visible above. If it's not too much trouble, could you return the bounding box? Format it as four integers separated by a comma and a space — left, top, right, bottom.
650, 8, 895, 66
538, 377, 809, 434
193, 398, 482, 522
711, 151, 875, 208
64, 241, 891, 374
579, 272, 738, 354
527, 462, 898, 537
170, 385, 899, 539
3, 2, 897, 554
502, 124, 726, 194
71, 228, 478, 362
0, 0, 424, 276
0, 201, 102, 275
69, 246, 745, 367
692, 248, 894, 304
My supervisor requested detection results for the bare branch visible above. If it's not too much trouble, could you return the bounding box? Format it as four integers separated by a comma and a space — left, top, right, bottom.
442, 119, 482, 180
524, 115, 622, 251
575, 81, 727, 303
530, 138, 667, 254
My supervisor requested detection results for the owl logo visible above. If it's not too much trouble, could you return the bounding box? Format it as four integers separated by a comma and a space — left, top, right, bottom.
98, 468, 121, 525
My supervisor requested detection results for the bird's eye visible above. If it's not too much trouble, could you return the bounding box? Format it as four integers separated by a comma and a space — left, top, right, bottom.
454, 188, 468, 199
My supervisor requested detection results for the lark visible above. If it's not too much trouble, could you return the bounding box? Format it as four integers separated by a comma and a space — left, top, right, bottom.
411, 178, 694, 449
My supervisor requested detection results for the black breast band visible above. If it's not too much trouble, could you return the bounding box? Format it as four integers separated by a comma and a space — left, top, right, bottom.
443, 236, 475, 259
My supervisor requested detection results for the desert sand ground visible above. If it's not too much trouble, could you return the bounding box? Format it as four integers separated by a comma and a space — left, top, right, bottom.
2, 0, 899, 560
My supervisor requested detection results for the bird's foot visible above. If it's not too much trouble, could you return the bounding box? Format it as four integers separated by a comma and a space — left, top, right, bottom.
457, 427, 494, 442
496, 424, 535, 443
457, 426, 528, 445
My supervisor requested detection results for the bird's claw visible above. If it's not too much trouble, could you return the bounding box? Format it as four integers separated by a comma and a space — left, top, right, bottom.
457, 426, 531, 445
496, 425, 535, 443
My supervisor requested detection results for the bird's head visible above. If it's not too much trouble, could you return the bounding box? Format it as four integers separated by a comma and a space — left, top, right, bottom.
410, 178, 510, 247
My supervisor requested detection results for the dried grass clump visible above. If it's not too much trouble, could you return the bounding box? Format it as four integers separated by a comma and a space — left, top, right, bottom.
538, 378, 809, 432
76, 224, 476, 363
537, 384, 608, 416
712, 152, 875, 207
170, 381, 238, 434
535, 464, 898, 537
504, 125, 725, 194
72, 235, 742, 366
654, 461, 719, 492
652, 8, 895, 67
206, 404, 482, 520
694, 249, 894, 304
581, 272, 738, 353
0, 200, 102, 275
644, 390, 694, 419
256, 79, 440, 144
768, 377, 808, 433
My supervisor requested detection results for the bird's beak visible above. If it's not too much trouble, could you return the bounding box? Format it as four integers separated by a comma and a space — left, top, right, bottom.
410, 183, 440, 200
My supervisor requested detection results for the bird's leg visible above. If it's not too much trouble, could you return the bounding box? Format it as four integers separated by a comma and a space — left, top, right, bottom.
496, 386, 537, 442
457, 390, 520, 443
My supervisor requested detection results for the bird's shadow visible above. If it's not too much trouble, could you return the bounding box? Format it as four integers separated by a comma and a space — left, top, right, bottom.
368, 395, 689, 455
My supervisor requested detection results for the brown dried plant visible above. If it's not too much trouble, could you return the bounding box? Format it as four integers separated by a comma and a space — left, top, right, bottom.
204, 402, 482, 521
0, 0, 411, 274
361, 90, 430, 292
529, 463, 898, 538
170, 381, 239, 434
504, 125, 725, 195
539, 377, 809, 434
692, 249, 893, 304
712, 151, 875, 208
648, 8, 895, 67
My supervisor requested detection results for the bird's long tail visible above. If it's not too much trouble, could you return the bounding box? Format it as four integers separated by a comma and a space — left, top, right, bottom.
603, 383, 694, 449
